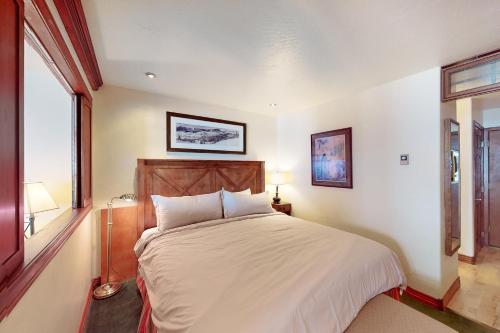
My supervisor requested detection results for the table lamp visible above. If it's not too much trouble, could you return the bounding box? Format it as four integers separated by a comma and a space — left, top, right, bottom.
270, 171, 286, 204
24, 182, 58, 236
94, 193, 137, 300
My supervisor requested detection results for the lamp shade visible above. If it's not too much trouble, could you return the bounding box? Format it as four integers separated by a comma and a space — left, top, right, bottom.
270, 171, 286, 185
24, 182, 58, 214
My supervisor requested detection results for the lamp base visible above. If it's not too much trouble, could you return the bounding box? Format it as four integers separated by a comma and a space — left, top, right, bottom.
273, 197, 281, 204
93, 282, 122, 300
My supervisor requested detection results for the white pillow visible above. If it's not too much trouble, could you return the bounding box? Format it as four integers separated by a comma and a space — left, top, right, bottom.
222, 188, 251, 195
221, 188, 250, 217
151, 191, 223, 231
222, 191, 274, 218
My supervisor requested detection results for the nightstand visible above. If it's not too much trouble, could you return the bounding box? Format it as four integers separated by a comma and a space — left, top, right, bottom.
272, 202, 292, 216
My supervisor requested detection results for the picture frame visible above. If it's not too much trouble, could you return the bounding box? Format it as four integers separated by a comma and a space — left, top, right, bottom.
166, 112, 246, 154
311, 127, 353, 188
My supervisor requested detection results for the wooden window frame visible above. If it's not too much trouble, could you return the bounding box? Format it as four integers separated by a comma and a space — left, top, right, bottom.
0, 0, 93, 320
53, 0, 103, 90
441, 48, 500, 102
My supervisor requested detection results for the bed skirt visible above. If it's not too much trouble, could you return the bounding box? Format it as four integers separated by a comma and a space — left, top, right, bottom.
136, 275, 157, 333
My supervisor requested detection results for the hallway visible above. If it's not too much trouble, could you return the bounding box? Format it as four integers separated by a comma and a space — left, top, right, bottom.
448, 247, 500, 330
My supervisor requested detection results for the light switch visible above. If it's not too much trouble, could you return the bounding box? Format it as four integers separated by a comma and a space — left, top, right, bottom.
400, 154, 409, 165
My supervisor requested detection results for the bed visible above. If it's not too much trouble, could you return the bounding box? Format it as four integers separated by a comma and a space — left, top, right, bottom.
133, 159, 406, 333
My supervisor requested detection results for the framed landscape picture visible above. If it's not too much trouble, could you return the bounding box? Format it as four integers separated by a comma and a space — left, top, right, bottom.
311, 127, 353, 188
167, 112, 246, 154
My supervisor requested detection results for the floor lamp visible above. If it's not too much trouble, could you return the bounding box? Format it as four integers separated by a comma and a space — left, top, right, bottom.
93, 193, 137, 299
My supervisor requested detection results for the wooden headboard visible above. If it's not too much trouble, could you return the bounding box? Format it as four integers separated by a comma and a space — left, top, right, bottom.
136, 159, 265, 235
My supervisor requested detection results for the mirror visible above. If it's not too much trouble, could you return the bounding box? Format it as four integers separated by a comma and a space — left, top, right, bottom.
444, 119, 461, 256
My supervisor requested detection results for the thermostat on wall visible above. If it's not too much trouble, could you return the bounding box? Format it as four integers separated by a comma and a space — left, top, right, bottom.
400, 154, 409, 165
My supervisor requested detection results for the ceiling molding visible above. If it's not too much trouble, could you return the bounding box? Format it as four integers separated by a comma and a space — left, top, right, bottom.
54, 0, 103, 91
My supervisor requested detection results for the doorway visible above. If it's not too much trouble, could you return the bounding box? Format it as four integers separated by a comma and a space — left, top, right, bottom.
447, 93, 500, 331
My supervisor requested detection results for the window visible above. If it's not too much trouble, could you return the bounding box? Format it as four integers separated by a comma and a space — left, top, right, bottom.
23, 34, 74, 260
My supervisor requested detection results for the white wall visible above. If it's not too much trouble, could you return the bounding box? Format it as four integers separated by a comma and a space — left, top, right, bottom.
0, 213, 93, 333
277, 67, 457, 298
92, 85, 278, 207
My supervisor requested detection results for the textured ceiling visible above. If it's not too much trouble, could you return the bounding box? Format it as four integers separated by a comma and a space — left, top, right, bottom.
83, 0, 500, 114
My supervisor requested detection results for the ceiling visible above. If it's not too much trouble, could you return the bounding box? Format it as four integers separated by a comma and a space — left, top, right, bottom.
83, 0, 500, 114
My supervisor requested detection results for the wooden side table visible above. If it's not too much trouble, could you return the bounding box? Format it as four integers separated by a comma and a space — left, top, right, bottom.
272, 202, 292, 216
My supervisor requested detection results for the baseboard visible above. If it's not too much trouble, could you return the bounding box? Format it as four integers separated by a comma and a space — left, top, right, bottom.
404, 286, 443, 310
442, 277, 461, 308
458, 254, 476, 265
78, 277, 100, 333
404, 277, 461, 311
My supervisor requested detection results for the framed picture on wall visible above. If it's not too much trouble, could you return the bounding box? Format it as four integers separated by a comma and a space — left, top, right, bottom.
166, 112, 246, 154
311, 127, 353, 188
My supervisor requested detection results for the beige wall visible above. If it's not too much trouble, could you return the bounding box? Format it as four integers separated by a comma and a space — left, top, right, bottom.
276, 67, 457, 298
0, 213, 93, 333
92, 85, 278, 207
91, 85, 279, 275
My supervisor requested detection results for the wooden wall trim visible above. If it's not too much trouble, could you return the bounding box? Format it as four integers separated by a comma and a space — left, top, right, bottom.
404, 277, 461, 311
25, 0, 92, 101
443, 277, 461, 308
404, 286, 443, 310
53, 0, 103, 90
458, 254, 476, 265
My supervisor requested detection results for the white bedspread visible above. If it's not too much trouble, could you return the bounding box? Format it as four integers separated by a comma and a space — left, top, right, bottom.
135, 213, 406, 333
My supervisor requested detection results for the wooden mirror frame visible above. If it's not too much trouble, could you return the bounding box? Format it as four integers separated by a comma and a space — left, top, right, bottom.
444, 119, 461, 256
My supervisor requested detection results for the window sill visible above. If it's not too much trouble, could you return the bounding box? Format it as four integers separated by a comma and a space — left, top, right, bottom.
0, 205, 92, 321
24, 207, 73, 263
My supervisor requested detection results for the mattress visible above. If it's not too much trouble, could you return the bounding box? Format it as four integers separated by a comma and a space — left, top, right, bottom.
135, 213, 406, 333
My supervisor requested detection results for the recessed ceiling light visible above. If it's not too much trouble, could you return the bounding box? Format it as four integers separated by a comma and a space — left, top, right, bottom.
145, 72, 156, 79
269, 103, 278, 108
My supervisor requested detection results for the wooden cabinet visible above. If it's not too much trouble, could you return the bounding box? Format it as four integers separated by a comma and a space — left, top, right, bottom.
0, 0, 24, 287
100, 206, 138, 283
272, 203, 292, 216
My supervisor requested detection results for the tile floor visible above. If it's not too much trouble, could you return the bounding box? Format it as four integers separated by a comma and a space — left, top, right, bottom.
448, 246, 500, 331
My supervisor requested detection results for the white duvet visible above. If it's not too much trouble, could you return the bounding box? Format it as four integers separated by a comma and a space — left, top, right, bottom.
135, 213, 406, 333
